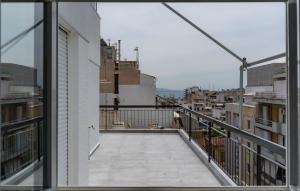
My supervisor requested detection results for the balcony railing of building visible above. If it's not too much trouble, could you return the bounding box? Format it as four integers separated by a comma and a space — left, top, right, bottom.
255, 117, 286, 135
100, 105, 286, 186
0, 117, 43, 183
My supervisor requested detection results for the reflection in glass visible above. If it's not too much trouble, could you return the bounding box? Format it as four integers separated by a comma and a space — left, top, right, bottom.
0, 3, 44, 186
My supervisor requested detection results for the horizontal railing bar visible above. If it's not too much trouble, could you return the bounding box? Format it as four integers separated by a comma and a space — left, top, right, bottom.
181, 106, 286, 156
238, 142, 286, 169
211, 127, 227, 136
1, 116, 43, 132
44, 0, 288, 2
55, 186, 288, 191
260, 155, 287, 170
100, 105, 286, 156
99, 105, 285, 156
100, 105, 180, 108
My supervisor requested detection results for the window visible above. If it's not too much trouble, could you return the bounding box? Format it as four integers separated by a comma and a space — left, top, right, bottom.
1, 2, 44, 186
247, 120, 251, 129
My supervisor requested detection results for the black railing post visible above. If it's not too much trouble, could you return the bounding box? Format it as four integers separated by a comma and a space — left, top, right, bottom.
256, 145, 262, 185
105, 107, 108, 130
37, 121, 41, 161
226, 131, 231, 173
188, 112, 192, 141
208, 122, 212, 163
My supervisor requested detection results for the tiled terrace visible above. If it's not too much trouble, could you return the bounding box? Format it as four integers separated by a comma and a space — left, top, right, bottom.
88, 132, 221, 187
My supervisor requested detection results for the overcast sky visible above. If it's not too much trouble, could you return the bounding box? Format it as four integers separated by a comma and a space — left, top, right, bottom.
98, 3, 286, 90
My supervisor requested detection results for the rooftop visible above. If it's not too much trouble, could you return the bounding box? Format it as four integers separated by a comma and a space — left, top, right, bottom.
88, 132, 221, 187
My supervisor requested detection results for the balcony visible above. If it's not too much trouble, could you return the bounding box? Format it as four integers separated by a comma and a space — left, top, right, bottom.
0, 117, 43, 186
89, 132, 221, 186
0, 105, 287, 188
99, 105, 287, 187
253, 92, 285, 105
255, 118, 286, 136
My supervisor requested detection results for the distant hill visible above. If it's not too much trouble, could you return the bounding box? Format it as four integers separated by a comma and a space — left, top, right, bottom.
156, 88, 184, 98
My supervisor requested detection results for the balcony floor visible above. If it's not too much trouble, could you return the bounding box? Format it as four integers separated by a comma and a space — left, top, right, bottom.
89, 132, 221, 187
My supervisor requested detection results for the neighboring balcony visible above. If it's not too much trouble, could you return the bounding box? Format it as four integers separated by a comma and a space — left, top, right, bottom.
255, 117, 286, 136
0, 117, 43, 186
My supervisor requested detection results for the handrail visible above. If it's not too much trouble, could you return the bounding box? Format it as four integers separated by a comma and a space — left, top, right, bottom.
100, 105, 180, 108
181, 106, 286, 156
256, 117, 284, 125
1, 116, 43, 133
100, 105, 286, 156
99, 105, 286, 156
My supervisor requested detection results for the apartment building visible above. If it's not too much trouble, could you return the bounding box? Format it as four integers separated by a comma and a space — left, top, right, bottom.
251, 65, 286, 185
183, 87, 210, 114
100, 40, 156, 106
210, 89, 240, 121
0, 64, 43, 183
242, 63, 287, 147
184, 87, 239, 119
250, 65, 286, 147
225, 63, 286, 185
99, 39, 118, 105
225, 102, 256, 185
99, 40, 156, 129
119, 70, 156, 105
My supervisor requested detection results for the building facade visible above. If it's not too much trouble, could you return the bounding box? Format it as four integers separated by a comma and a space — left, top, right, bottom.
56, 3, 101, 186
224, 63, 286, 185
100, 40, 156, 106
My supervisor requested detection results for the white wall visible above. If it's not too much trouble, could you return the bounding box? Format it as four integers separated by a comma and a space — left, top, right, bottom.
58, 2, 100, 186
274, 80, 287, 99
100, 93, 116, 105
119, 73, 156, 105
212, 108, 225, 119
245, 86, 273, 94
0, 80, 10, 98
88, 62, 100, 154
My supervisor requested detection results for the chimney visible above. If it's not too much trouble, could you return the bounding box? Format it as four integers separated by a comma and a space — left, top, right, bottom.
118, 40, 121, 62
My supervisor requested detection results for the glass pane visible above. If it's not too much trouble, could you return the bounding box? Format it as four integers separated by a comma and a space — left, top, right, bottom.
0, 3, 44, 186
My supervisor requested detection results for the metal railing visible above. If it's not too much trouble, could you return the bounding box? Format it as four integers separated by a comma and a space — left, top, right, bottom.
255, 117, 285, 128
180, 107, 286, 186
1, 117, 43, 181
100, 105, 179, 129
255, 117, 286, 135
100, 105, 286, 186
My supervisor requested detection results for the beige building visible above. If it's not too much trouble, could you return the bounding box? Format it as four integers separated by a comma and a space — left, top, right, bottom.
119, 61, 140, 85
225, 103, 256, 185
100, 39, 117, 95
224, 63, 287, 185
99, 39, 156, 129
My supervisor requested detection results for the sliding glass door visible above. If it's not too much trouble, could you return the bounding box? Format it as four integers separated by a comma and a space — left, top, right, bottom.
0, 2, 44, 187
